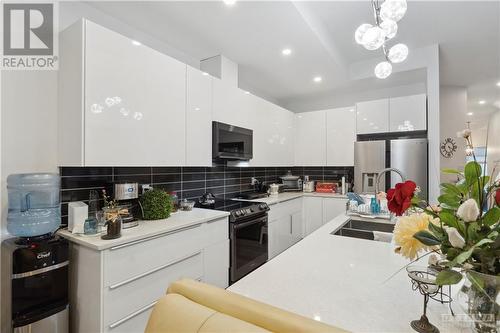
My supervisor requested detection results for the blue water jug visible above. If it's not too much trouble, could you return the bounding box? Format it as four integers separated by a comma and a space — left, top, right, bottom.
7, 173, 61, 237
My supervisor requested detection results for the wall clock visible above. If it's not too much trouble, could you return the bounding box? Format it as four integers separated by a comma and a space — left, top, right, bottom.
440, 138, 458, 158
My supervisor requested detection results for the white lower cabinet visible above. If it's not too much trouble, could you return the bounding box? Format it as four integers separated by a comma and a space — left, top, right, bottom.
268, 198, 303, 259
304, 196, 347, 236
69, 218, 229, 333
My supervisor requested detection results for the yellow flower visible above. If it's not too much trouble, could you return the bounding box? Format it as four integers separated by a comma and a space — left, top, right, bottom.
393, 213, 439, 260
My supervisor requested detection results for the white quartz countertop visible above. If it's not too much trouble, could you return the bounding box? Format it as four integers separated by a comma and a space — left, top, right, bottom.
237, 192, 347, 206
57, 208, 229, 251
229, 214, 464, 333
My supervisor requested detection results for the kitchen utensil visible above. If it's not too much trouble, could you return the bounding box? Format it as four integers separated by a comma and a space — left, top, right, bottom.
269, 184, 279, 196
179, 199, 195, 211
303, 181, 315, 193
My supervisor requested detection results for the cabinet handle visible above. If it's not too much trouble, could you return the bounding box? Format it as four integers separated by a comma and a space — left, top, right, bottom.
290, 216, 293, 234
109, 251, 201, 290
109, 300, 158, 329
109, 224, 201, 250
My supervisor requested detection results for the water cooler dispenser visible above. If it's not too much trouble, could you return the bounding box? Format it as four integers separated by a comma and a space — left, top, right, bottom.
1, 173, 69, 333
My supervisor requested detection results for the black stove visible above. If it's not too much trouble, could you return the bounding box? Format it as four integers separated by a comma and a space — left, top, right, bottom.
195, 195, 269, 284
195, 199, 269, 223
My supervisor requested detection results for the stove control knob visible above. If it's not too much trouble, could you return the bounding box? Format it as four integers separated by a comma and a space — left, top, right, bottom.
259, 204, 267, 210
235, 210, 242, 217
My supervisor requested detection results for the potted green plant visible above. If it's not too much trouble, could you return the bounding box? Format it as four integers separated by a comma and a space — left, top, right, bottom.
140, 189, 172, 220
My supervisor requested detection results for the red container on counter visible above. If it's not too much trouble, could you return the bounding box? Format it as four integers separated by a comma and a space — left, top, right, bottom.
315, 182, 336, 193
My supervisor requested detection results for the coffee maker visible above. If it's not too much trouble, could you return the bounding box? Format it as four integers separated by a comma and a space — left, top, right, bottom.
113, 182, 140, 228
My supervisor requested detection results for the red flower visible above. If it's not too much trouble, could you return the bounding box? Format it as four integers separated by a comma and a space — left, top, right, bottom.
387, 181, 417, 216
496, 189, 500, 206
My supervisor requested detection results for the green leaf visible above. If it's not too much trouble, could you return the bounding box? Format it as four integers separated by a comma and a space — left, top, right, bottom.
482, 207, 500, 227
439, 211, 464, 234
441, 183, 463, 196
473, 238, 494, 248
428, 222, 445, 239
413, 230, 441, 246
464, 161, 482, 187
452, 248, 474, 265
436, 269, 463, 285
442, 168, 462, 175
438, 194, 460, 209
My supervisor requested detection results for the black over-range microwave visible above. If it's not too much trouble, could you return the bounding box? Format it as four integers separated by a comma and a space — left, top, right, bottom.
212, 121, 253, 160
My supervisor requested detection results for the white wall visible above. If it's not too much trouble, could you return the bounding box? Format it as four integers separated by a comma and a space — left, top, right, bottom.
439, 86, 468, 183
1, 71, 58, 236
486, 110, 500, 184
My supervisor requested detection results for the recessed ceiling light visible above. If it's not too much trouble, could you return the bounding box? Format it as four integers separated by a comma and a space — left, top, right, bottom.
202, 72, 209, 76
313, 76, 322, 83
349, 109, 355, 112
131, 40, 141, 46
479, 100, 486, 105
369, 122, 374, 126
244, 91, 250, 95
282, 48, 292, 56
363, 118, 368, 121
467, 112, 473, 116
223, 0, 236, 5
497, 81, 500, 87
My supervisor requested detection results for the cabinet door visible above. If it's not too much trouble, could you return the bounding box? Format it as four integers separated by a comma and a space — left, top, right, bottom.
356, 99, 389, 134
389, 94, 427, 132
203, 240, 229, 288
326, 107, 356, 166
295, 111, 327, 166
268, 217, 292, 259
212, 78, 253, 128
303, 197, 323, 236
84, 21, 186, 166
186, 66, 213, 166
322, 198, 347, 224
290, 211, 303, 245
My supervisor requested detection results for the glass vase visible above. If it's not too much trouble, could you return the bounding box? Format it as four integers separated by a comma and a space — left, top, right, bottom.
457, 270, 499, 333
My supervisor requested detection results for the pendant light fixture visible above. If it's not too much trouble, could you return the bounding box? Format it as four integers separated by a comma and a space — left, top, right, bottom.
354, 0, 409, 79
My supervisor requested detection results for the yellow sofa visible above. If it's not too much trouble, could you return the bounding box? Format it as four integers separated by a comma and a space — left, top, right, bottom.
145, 279, 348, 333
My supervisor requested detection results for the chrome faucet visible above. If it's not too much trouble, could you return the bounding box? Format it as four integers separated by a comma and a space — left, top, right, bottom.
374, 167, 406, 198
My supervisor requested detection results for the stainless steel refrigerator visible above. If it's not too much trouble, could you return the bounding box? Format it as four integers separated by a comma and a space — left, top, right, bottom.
354, 138, 428, 199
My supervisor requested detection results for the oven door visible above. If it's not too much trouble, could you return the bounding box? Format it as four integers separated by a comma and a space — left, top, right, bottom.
230, 214, 268, 284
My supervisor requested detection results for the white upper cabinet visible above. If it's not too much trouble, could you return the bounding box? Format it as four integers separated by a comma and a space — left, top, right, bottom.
356, 99, 389, 134
59, 19, 187, 166
389, 94, 427, 132
186, 66, 213, 166
295, 111, 327, 166
212, 78, 253, 128
326, 107, 356, 166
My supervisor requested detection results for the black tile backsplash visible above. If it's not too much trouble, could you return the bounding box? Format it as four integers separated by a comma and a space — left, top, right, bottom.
59, 164, 353, 225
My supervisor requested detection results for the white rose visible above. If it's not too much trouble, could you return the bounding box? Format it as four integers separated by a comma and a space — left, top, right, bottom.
428, 254, 439, 266
457, 199, 480, 222
445, 227, 466, 249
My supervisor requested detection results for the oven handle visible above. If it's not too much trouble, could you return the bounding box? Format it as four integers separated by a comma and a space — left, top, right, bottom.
233, 216, 267, 230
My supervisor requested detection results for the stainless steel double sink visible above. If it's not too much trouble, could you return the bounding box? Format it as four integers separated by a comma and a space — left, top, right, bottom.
332, 219, 394, 241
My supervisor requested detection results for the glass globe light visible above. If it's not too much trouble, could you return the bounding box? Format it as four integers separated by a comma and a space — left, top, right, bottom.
380, 19, 398, 39
388, 43, 409, 63
374, 61, 392, 79
380, 0, 407, 22
362, 26, 386, 50
355, 23, 372, 45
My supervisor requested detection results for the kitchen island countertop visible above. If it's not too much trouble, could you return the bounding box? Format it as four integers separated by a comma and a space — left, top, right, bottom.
229, 213, 465, 333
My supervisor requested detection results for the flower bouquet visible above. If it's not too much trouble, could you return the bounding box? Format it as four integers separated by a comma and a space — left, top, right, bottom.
387, 129, 499, 332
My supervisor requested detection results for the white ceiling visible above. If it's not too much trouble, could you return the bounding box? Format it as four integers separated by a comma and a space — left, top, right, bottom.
86, 1, 499, 115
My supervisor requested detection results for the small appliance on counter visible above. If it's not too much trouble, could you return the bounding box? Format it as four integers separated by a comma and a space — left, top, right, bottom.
303, 180, 315, 193
315, 182, 336, 193
279, 171, 302, 192
113, 182, 140, 229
